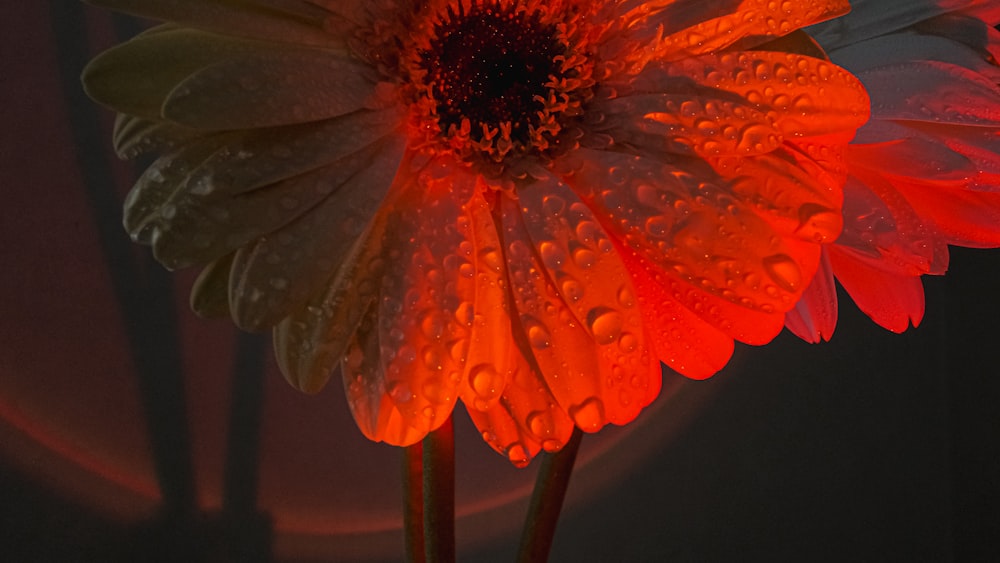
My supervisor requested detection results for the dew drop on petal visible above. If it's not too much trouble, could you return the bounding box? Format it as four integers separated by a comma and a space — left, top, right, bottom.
507, 443, 530, 468
526, 410, 554, 440
762, 253, 802, 293
523, 316, 552, 349
469, 363, 502, 401
572, 246, 596, 269
569, 397, 605, 431
587, 307, 624, 345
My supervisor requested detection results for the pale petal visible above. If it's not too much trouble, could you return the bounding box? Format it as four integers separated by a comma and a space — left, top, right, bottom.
83, 27, 285, 120
228, 134, 405, 330
836, 174, 946, 276
273, 203, 389, 393
123, 133, 240, 246
184, 108, 402, 197
163, 48, 378, 129
858, 61, 1000, 126
808, 0, 992, 50
157, 140, 391, 286
113, 114, 206, 159
87, 0, 350, 47
376, 158, 479, 434
828, 29, 1000, 81
190, 252, 234, 318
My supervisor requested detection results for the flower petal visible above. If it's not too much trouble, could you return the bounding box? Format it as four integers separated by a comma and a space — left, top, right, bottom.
163, 47, 378, 129
784, 249, 838, 343
656, 52, 870, 139
857, 61, 1000, 127
152, 135, 398, 271
632, 0, 849, 61
464, 347, 575, 467
113, 113, 206, 159
598, 91, 782, 158
190, 252, 235, 318
808, 0, 989, 50
87, 0, 349, 48
376, 159, 479, 434
500, 184, 659, 432
340, 300, 426, 447
273, 204, 388, 394
827, 247, 926, 333
83, 26, 282, 120
617, 242, 734, 379
459, 194, 514, 414
893, 179, 1000, 248
227, 134, 405, 330
565, 148, 810, 344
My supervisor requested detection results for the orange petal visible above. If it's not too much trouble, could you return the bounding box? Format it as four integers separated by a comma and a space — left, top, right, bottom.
827, 247, 926, 333
500, 187, 658, 432
617, 242, 734, 379
376, 158, 479, 434
459, 192, 514, 414
565, 148, 814, 344
657, 51, 869, 139
464, 344, 574, 467
785, 249, 838, 343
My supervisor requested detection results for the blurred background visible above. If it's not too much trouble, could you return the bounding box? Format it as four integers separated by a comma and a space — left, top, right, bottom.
3, 2, 998, 561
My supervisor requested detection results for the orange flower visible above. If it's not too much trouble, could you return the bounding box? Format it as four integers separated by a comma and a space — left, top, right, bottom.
83, 0, 868, 465
788, 0, 1000, 341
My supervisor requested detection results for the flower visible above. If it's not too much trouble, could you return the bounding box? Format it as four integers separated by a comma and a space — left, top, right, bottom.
83, 0, 868, 465
787, 0, 1000, 341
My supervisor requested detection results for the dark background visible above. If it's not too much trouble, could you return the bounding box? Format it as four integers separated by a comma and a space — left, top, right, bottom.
3, 2, 998, 561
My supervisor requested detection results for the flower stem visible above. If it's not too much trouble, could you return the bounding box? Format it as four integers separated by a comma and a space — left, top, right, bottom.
403, 440, 425, 563
423, 417, 455, 563
516, 427, 584, 563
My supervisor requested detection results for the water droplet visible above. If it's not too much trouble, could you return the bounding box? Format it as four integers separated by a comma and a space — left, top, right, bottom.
762, 254, 802, 292
617, 286, 636, 308
539, 241, 566, 269
559, 275, 584, 302
569, 397, 606, 431
388, 381, 413, 403
572, 247, 596, 269
523, 316, 552, 349
526, 410, 554, 440
422, 346, 444, 370
618, 331, 638, 353
507, 443, 529, 467
422, 377, 451, 404
470, 364, 502, 401
420, 311, 445, 339
588, 307, 624, 345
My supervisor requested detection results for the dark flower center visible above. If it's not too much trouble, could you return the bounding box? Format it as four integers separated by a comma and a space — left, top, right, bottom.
419, 2, 565, 145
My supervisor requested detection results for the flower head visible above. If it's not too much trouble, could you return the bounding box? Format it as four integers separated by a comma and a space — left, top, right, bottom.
84, 0, 868, 465
788, 0, 1000, 341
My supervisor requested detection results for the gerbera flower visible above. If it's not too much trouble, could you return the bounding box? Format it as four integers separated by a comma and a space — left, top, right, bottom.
83, 0, 868, 465
787, 0, 1000, 341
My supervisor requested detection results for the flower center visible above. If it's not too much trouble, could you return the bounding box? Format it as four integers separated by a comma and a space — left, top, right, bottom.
420, 3, 562, 146
400, 0, 594, 169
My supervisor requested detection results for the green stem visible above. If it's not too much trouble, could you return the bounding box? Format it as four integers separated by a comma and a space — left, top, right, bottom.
423, 417, 455, 563
516, 428, 584, 563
